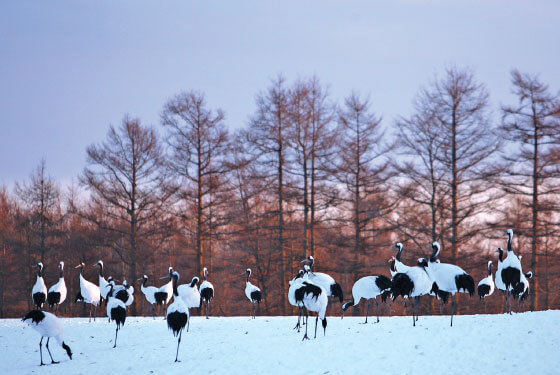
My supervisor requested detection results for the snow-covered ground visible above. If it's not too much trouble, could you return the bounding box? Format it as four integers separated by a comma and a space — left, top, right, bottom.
2, 311, 559, 374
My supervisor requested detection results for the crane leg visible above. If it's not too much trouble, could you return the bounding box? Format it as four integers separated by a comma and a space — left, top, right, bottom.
113, 326, 118, 348
302, 312, 310, 341
451, 294, 455, 327
360, 300, 369, 324
46, 338, 58, 364
376, 299, 380, 323
187, 316, 190, 332
39, 337, 45, 366
294, 307, 301, 331
94, 305, 97, 321
412, 298, 416, 327
175, 330, 182, 362
314, 315, 319, 339
89, 304, 93, 323
416, 297, 419, 321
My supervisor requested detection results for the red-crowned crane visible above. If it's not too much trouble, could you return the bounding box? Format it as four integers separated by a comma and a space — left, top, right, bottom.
74, 263, 101, 322
288, 270, 306, 331
165, 271, 189, 362
501, 229, 523, 314
425, 242, 475, 326
22, 310, 72, 365
301, 256, 343, 304
243, 268, 262, 319
96, 260, 110, 303
139, 275, 159, 319
341, 275, 392, 323
477, 261, 495, 312
47, 262, 67, 313
199, 267, 214, 319
32, 262, 47, 310
105, 284, 126, 348
294, 280, 328, 341
178, 276, 201, 331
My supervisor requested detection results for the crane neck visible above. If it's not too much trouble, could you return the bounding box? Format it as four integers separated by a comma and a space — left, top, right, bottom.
507, 233, 513, 252
98, 264, 104, 277
172, 275, 179, 297
487, 262, 492, 276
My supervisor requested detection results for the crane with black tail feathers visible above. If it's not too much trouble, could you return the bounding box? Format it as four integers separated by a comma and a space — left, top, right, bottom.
477, 261, 495, 312
342, 275, 392, 323
106, 284, 126, 348
501, 229, 523, 314
164, 271, 189, 362
301, 256, 343, 304
22, 310, 73, 366
47, 262, 67, 313
32, 262, 47, 310
243, 268, 262, 319
294, 281, 328, 341
74, 262, 101, 322
288, 270, 306, 331
425, 242, 475, 326
199, 267, 214, 319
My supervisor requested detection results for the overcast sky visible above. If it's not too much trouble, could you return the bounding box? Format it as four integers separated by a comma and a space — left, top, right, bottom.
1, 0, 559, 187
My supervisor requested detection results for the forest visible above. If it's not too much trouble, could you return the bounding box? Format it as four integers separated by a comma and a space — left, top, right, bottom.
1, 67, 559, 318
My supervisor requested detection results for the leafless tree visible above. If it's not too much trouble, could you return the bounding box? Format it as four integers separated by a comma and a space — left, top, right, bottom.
161, 91, 232, 277
500, 70, 560, 310
81, 116, 175, 314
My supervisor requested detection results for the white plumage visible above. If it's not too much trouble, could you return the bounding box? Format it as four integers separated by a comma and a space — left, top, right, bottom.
74, 263, 101, 322
295, 280, 328, 340
288, 270, 306, 331
105, 284, 127, 348
501, 229, 523, 314
157, 267, 175, 305
341, 274, 392, 323
96, 260, 110, 301
32, 262, 47, 310
166, 271, 189, 362
22, 310, 73, 365
425, 242, 475, 326
494, 248, 506, 291
477, 261, 495, 299
199, 267, 214, 319
244, 268, 262, 319
47, 262, 67, 312
302, 256, 343, 303
178, 276, 200, 331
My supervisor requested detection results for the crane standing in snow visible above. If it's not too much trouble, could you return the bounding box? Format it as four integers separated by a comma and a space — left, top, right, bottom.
288, 270, 306, 331
425, 242, 475, 326
501, 229, 523, 314
74, 263, 101, 322
32, 262, 47, 310
139, 275, 159, 319
106, 284, 127, 348
165, 271, 189, 362
96, 260, 110, 304
294, 280, 328, 341
477, 261, 495, 312
199, 267, 214, 319
301, 256, 343, 304
243, 268, 262, 319
22, 310, 73, 365
341, 274, 392, 323
178, 276, 201, 331
47, 261, 67, 313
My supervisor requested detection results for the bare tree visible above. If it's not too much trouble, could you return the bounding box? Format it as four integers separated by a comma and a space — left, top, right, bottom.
15, 159, 61, 264
335, 92, 393, 274
500, 70, 560, 310
422, 67, 499, 262
245, 75, 291, 314
161, 91, 232, 277
81, 116, 174, 314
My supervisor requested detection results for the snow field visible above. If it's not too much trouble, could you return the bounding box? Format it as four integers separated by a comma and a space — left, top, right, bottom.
1, 310, 559, 375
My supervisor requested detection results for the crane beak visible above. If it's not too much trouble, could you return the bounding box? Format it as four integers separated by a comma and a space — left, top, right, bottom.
136, 278, 143, 281
160, 275, 170, 280
74, 264, 81, 269
300, 259, 308, 263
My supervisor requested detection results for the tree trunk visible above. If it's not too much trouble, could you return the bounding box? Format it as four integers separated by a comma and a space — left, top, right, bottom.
277, 139, 286, 315
530, 122, 538, 311
451, 109, 458, 263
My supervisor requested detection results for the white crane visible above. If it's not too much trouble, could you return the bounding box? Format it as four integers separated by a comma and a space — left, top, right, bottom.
293, 280, 328, 341
74, 263, 101, 322
199, 267, 214, 319
139, 275, 159, 318
390, 244, 432, 326
243, 268, 262, 319
425, 242, 475, 326
301, 256, 343, 303
165, 271, 189, 362
288, 270, 306, 331
96, 260, 110, 302
512, 271, 533, 309
153, 267, 174, 318
178, 276, 201, 331
477, 261, 495, 313
22, 310, 73, 365
341, 274, 392, 323
105, 284, 127, 348
31, 262, 47, 310
501, 229, 523, 314
47, 262, 67, 313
